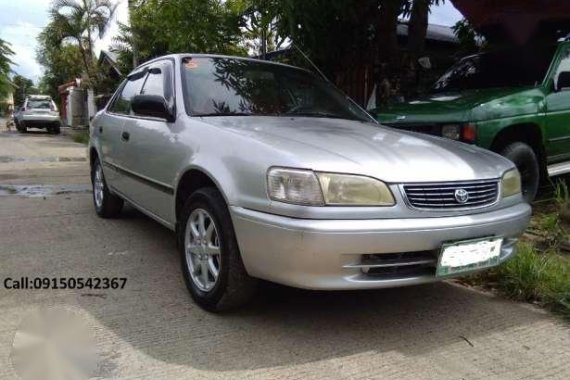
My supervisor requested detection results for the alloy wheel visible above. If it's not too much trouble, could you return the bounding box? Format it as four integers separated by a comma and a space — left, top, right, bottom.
185, 208, 221, 292
93, 164, 104, 209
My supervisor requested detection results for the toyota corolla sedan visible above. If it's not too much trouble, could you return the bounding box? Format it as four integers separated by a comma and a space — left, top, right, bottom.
89, 54, 531, 311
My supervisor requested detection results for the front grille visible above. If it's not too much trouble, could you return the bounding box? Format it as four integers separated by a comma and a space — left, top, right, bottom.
348, 251, 438, 279
384, 123, 442, 137
403, 180, 499, 209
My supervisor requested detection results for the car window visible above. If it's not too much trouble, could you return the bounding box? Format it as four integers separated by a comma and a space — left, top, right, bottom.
27, 100, 51, 109
555, 49, 570, 88
109, 75, 146, 115
181, 57, 372, 121
141, 68, 165, 97
432, 45, 557, 93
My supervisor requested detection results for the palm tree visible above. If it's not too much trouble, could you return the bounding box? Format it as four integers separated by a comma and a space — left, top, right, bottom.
49, 0, 117, 82
0, 39, 15, 98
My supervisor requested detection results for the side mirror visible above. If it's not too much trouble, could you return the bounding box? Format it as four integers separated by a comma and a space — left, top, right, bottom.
131, 94, 175, 122
556, 71, 570, 92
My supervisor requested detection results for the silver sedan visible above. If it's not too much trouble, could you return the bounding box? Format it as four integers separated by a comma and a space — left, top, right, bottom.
89, 54, 531, 311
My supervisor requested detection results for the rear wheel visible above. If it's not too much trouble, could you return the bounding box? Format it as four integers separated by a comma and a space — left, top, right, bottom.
178, 187, 257, 312
48, 123, 61, 135
500, 142, 540, 203
91, 157, 124, 218
17, 122, 26, 133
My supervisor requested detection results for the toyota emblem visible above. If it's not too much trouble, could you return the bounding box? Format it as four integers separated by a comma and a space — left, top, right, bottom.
454, 189, 469, 204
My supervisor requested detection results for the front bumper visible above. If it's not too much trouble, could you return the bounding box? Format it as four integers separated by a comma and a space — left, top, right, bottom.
230, 203, 531, 290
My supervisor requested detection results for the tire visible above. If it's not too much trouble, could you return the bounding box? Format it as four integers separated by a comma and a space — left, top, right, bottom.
500, 142, 540, 203
178, 187, 257, 312
91, 157, 124, 218
17, 122, 26, 133
48, 123, 61, 135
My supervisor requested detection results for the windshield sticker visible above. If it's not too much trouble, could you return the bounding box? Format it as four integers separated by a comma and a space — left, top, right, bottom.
184, 61, 199, 69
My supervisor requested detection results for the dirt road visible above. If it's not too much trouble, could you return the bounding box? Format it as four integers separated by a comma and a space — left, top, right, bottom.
1, 121, 569, 379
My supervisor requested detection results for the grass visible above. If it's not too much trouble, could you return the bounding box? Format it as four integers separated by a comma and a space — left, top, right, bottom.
466, 179, 570, 318
468, 243, 570, 318
71, 129, 90, 145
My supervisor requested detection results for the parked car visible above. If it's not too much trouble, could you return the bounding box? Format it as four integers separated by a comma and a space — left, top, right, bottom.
89, 54, 531, 311
15, 95, 61, 134
376, 42, 570, 202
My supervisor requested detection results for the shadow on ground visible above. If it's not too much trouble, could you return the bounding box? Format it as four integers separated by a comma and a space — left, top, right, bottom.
62, 207, 548, 373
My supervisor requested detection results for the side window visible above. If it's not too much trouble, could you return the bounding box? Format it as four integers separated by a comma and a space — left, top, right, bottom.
555, 49, 570, 88
141, 67, 165, 97
109, 75, 146, 115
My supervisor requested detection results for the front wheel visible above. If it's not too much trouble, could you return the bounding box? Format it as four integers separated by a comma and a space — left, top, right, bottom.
91, 158, 124, 218
500, 142, 540, 203
178, 188, 257, 312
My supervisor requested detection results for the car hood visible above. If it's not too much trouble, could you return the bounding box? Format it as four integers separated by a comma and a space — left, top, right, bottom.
376, 88, 527, 124
199, 116, 513, 183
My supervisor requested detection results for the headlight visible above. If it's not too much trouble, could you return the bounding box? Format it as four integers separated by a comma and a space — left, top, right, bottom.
317, 173, 395, 206
267, 168, 324, 206
267, 167, 395, 206
502, 169, 522, 197
441, 124, 461, 140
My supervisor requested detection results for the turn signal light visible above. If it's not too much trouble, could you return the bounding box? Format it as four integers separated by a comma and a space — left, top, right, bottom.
462, 124, 477, 143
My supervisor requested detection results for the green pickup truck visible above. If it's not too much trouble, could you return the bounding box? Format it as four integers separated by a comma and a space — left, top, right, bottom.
377, 42, 570, 202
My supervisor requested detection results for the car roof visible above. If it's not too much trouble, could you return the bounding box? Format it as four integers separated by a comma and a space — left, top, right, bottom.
127, 53, 312, 78
27, 95, 52, 100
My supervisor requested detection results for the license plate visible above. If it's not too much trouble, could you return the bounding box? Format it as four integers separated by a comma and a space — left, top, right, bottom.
436, 238, 503, 277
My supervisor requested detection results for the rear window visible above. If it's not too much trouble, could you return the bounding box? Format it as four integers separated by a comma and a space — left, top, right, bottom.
27, 100, 52, 109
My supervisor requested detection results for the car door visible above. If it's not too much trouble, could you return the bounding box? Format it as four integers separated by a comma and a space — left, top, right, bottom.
120, 60, 182, 225
545, 46, 570, 160
102, 71, 147, 195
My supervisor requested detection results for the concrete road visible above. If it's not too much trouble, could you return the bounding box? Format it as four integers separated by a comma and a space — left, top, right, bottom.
1, 121, 569, 380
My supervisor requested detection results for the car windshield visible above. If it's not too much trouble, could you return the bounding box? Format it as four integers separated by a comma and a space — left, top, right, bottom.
181, 57, 371, 121
432, 45, 557, 93
27, 100, 51, 109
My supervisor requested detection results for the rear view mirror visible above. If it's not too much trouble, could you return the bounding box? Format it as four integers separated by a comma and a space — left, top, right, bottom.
131, 95, 175, 122
556, 71, 570, 92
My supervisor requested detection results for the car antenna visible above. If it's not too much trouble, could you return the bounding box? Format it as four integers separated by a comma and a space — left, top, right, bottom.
291, 44, 331, 83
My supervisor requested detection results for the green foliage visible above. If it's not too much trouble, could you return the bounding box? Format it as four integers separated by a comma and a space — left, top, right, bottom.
47, 0, 117, 82
479, 243, 570, 318
554, 180, 570, 210
0, 39, 15, 98
114, 0, 246, 70
274, 0, 379, 76
452, 19, 483, 55
37, 28, 85, 101
12, 75, 40, 106
71, 129, 90, 145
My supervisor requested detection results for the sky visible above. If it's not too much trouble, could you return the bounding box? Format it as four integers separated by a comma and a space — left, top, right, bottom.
0, 0, 463, 84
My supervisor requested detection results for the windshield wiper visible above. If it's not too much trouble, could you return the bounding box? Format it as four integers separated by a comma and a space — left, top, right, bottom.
285, 112, 354, 120
195, 112, 255, 117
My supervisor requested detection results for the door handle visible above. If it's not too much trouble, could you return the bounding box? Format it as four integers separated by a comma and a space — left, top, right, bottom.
99, 126, 103, 134
121, 131, 130, 142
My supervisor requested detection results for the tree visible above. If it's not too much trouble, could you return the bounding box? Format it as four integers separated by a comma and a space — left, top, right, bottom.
228, 0, 285, 58
407, 0, 444, 57
113, 0, 246, 68
48, 0, 117, 83
12, 75, 39, 106
453, 19, 483, 55
37, 28, 84, 101
0, 39, 15, 99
